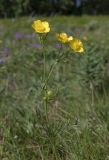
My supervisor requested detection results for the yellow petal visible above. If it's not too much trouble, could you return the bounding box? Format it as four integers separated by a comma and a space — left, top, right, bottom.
42, 21, 49, 28
70, 38, 84, 53
32, 20, 50, 33
42, 21, 50, 33
32, 20, 44, 33
68, 36, 73, 41
56, 33, 68, 43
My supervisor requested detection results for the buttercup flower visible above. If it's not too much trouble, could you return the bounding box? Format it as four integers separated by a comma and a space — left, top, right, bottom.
56, 33, 73, 43
69, 38, 84, 53
32, 20, 50, 33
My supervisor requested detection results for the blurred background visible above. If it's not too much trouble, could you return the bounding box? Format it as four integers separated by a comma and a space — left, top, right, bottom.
0, 0, 109, 18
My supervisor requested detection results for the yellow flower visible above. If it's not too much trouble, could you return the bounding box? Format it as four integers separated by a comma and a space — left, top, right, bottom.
32, 20, 50, 33
56, 33, 71, 43
68, 36, 73, 42
69, 38, 84, 53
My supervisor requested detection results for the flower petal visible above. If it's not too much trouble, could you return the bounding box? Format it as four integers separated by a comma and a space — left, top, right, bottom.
56, 33, 68, 43
70, 38, 84, 53
32, 20, 50, 33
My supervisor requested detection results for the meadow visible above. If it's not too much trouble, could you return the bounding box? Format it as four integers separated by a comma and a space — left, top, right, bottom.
0, 16, 109, 160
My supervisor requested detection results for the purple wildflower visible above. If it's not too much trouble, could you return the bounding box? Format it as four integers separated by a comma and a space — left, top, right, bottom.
2, 47, 9, 56
15, 32, 23, 39
25, 33, 36, 39
55, 43, 62, 49
0, 58, 4, 64
31, 43, 41, 49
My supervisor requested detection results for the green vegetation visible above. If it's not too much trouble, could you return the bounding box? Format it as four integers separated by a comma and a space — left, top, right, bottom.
0, 16, 109, 160
0, 0, 109, 17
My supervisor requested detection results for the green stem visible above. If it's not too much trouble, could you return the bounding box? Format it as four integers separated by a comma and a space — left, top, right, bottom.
41, 53, 65, 92
41, 36, 48, 123
42, 61, 57, 91
39, 37, 64, 122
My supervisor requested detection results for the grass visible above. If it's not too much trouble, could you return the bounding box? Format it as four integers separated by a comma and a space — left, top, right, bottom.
0, 16, 109, 160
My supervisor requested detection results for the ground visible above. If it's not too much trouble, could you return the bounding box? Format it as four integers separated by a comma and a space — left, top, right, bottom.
0, 16, 109, 160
